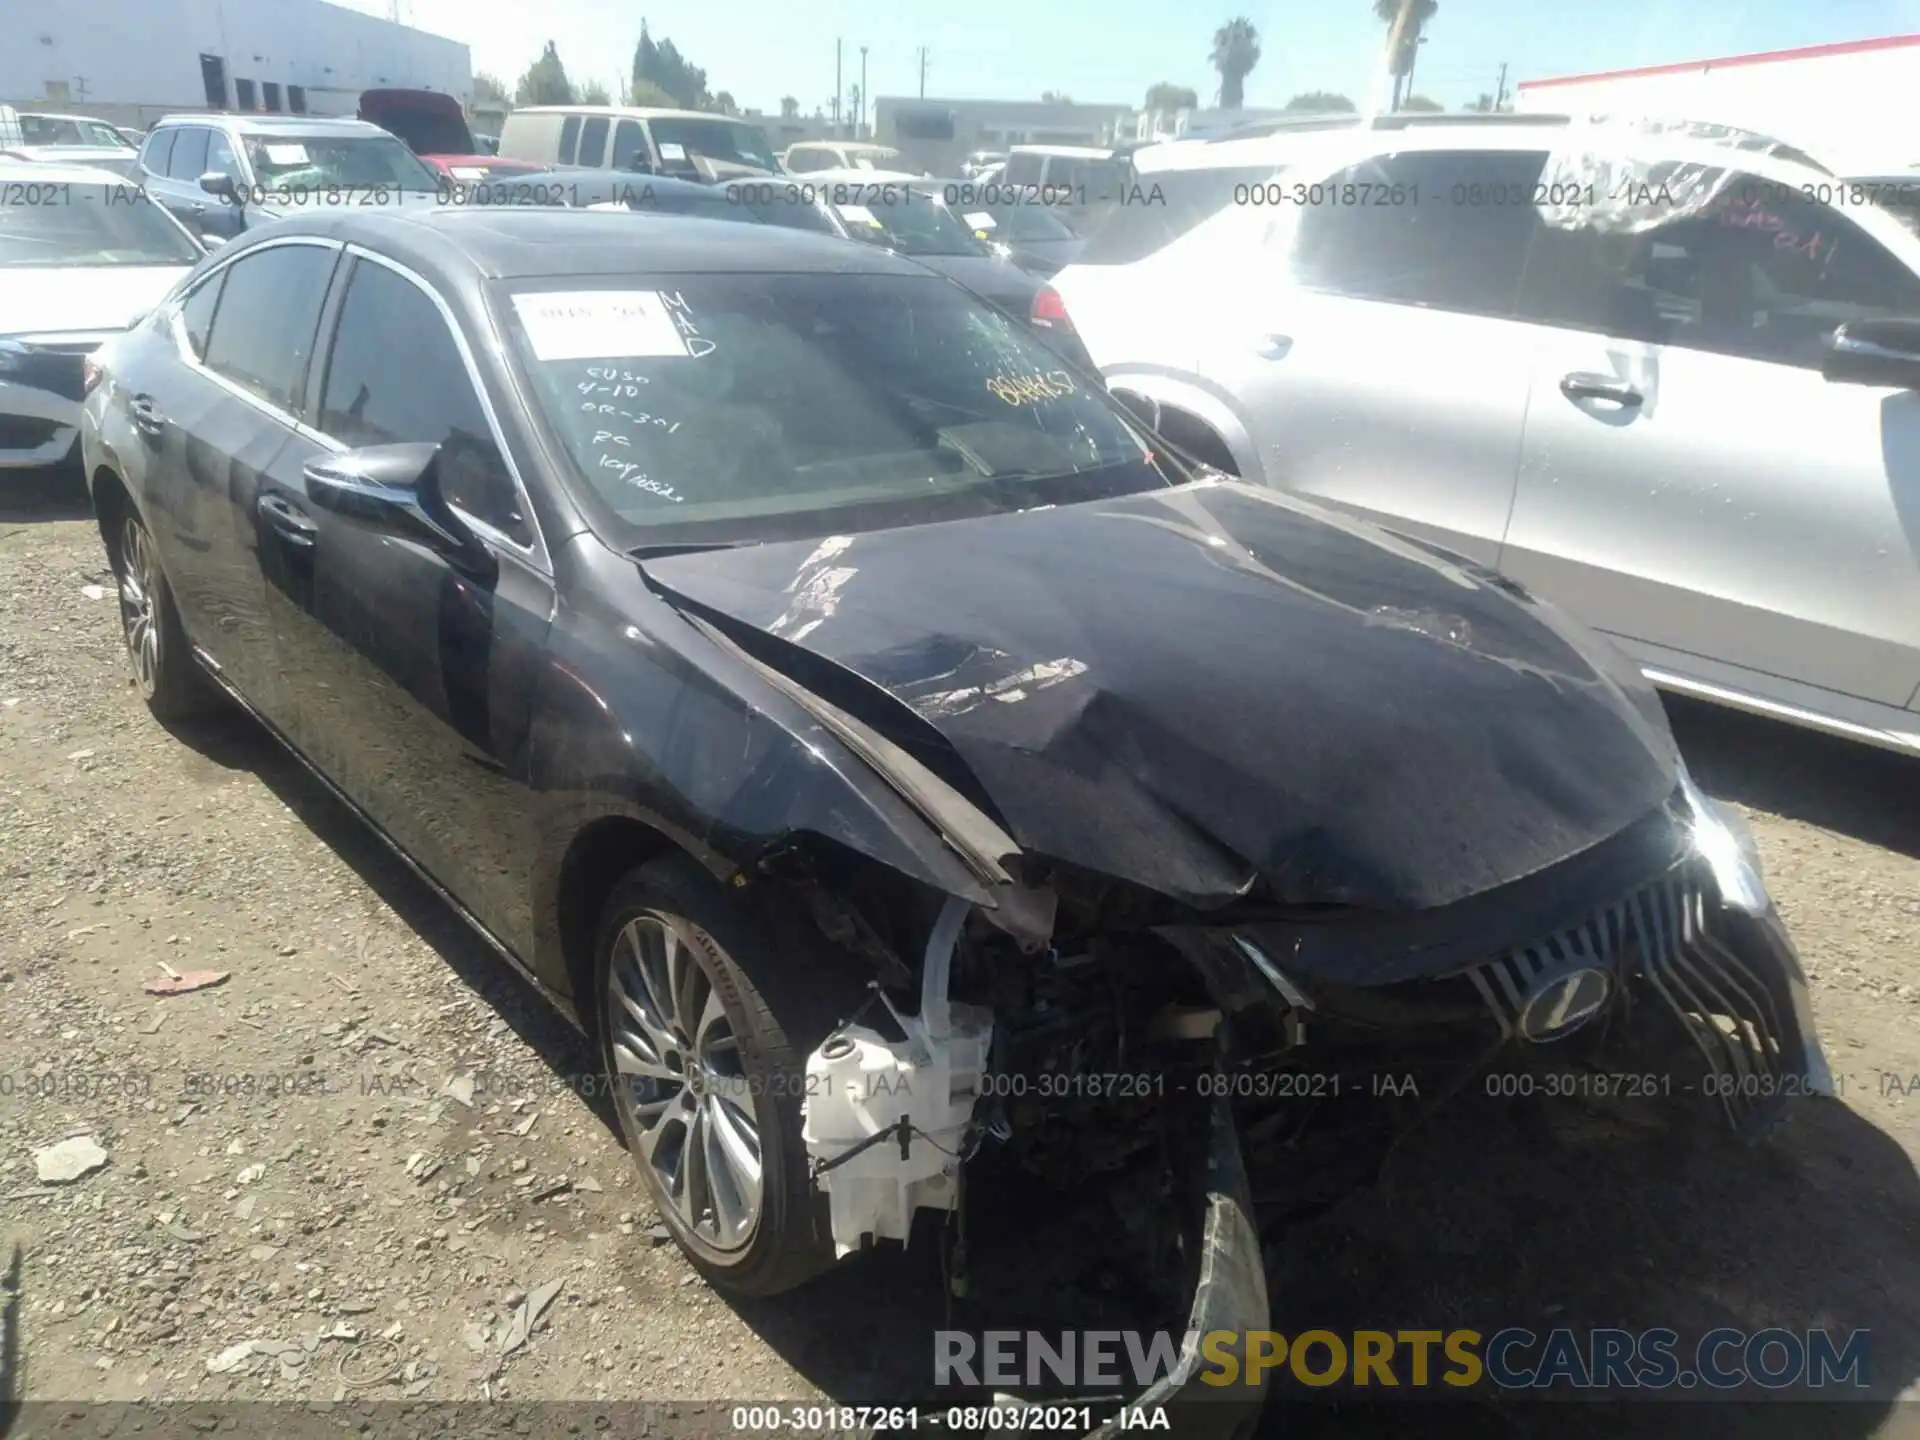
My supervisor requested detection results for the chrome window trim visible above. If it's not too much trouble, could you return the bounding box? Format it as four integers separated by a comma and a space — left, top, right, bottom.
334, 244, 552, 572
165, 234, 347, 453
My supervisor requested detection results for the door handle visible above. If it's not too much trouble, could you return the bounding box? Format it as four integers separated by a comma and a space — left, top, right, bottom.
258, 492, 318, 548
1559, 372, 1644, 407
128, 394, 166, 436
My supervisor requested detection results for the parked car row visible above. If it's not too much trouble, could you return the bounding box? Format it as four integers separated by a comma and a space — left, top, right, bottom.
1041, 111, 1920, 756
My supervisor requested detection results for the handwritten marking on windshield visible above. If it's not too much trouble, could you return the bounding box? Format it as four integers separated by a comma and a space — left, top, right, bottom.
582, 406, 681, 433
985, 371, 1077, 407
594, 452, 683, 501
660, 291, 717, 359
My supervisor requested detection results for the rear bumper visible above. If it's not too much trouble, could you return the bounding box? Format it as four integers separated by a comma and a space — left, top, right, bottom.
0, 381, 80, 469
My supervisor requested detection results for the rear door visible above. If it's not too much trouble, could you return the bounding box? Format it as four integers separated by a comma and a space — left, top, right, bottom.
261, 250, 554, 951
139, 237, 340, 726
1503, 170, 1920, 713
1202, 147, 1544, 565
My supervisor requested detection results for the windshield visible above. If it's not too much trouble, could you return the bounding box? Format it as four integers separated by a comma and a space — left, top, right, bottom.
976, 202, 1077, 242
830, 190, 988, 257
647, 118, 778, 173
505, 272, 1169, 546
243, 134, 440, 191
0, 181, 201, 267
20, 116, 129, 149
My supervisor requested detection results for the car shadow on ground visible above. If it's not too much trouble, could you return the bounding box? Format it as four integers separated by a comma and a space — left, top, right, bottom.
164, 705, 1920, 1438
1665, 695, 1920, 860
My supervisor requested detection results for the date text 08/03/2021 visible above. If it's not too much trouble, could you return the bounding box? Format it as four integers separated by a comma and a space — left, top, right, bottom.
727, 1404, 1167, 1432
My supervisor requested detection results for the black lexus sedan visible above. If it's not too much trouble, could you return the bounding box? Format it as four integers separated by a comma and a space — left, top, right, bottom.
80, 207, 1826, 1424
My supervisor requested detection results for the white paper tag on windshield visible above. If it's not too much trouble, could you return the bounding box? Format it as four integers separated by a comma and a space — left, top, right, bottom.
835, 202, 879, 226
449, 166, 487, 180
964, 211, 995, 229
658, 142, 687, 161
264, 144, 309, 165
511, 291, 689, 361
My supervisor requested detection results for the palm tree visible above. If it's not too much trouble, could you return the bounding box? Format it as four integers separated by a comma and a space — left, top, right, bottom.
1371, 0, 1438, 110
1210, 18, 1262, 110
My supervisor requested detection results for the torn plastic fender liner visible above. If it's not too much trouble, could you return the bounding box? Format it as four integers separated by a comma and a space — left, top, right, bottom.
677, 608, 1058, 946
1087, 1093, 1271, 1440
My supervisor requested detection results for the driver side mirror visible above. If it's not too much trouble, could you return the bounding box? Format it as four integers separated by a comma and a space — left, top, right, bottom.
198, 171, 237, 203
1822, 318, 1920, 390
301, 442, 496, 578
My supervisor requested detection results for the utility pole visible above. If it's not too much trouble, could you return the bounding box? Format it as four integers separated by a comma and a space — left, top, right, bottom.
1494, 61, 1509, 110
917, 46, 929, 99
73, 76, 90, 103
859, 46, 868, 137
834, 39, 843, 136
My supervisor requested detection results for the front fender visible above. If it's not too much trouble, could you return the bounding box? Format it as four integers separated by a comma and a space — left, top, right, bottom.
1101, 368, 1264, 482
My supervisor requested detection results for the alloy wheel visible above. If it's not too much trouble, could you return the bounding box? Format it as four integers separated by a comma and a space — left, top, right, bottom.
607, 913, 764, 1252
117, 516, 160, 696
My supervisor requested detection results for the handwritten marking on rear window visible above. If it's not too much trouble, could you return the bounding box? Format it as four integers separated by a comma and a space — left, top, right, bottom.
985, 371, 1076, 406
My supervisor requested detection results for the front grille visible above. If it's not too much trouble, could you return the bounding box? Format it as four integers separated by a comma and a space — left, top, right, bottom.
1466, 868, 1792, 1134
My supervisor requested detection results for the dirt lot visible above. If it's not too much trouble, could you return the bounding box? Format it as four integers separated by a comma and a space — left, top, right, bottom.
3, 470, 1919, 1437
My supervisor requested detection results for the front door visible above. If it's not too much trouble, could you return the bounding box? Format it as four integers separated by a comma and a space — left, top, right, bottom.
1502, 172, 1920, 713
257, 251, 554, 954
1203, 147, 1547, 566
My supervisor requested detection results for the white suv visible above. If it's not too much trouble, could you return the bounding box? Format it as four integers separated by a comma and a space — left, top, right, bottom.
1050, 116, 1920, 755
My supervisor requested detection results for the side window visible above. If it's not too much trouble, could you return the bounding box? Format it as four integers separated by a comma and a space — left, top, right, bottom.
180, 269, 227, 360
202, 244, 335, 410
577, 116, 609, 167
1291, 149, 1548, 318
167, 127, 209, 181
317, 260, 531, 544
205, 130, 242, 183
1521, 172, 1920, 368
142, 129, 176, 177
610, 120, 645, 170
559, 116, 581, 165
1003, 152, 1044, 185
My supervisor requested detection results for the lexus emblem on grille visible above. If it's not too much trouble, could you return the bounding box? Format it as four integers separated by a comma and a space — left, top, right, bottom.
1516, 966, 1613, 1042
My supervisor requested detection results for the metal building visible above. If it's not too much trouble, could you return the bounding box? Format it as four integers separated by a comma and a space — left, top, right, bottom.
0, 0, 471, 129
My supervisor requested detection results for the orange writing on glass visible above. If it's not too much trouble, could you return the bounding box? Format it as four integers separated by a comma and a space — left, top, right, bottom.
985, 370, 1077, 406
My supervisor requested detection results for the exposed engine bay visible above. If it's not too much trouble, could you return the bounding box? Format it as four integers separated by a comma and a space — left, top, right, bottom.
797, 784, 1830, 1281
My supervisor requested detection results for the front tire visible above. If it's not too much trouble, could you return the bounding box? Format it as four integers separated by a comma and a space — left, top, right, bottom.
592, 855, 855, 1296
110, 510, 218, 720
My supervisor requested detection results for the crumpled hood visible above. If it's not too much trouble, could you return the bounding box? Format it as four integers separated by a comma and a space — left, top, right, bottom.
645, 480, 1683, 913
0, 265, 190, 337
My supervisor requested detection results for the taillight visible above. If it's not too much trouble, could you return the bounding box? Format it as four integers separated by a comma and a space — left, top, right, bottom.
1030, 284, 1075, 333
83, 355, 104, 395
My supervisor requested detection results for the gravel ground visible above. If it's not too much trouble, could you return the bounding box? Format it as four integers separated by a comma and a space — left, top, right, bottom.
3, 472, 1918, 1437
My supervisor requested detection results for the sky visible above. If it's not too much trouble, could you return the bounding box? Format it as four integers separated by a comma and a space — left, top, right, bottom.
330, 0, 1920, 117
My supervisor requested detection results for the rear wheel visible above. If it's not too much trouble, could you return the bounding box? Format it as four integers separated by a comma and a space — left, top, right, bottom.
592, 855, 856, 1296
110, 511, 218, 720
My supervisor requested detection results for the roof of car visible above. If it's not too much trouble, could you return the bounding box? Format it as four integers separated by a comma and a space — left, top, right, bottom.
151, 114, 388, 137
0, 158, 150, 186
509, 106, 752, 123
257, 207, 932, 282
1009, 144, 1114, 158
18, 111, 118, 124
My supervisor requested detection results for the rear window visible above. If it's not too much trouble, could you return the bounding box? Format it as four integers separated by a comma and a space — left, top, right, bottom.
0, 181, 201, 268
1074, 163, 1282, 266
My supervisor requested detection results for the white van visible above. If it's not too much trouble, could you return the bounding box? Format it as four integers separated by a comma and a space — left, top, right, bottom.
497, 106, 779, 181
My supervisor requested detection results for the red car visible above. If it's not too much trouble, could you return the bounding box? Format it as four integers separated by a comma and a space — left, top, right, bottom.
357, 88, 538, 182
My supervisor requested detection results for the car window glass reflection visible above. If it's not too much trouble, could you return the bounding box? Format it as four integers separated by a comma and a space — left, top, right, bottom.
317, 259, 530, 543
200, 243, 334, 410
